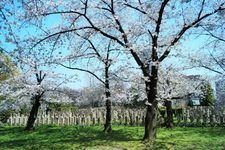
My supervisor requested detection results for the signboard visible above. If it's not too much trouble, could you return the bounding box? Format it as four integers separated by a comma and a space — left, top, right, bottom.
192, 97, 200, 106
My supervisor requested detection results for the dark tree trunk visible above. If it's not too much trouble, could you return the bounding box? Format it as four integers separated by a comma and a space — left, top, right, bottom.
103, 62, 112, 133
143, 66, 158, 142
25, 95, 41, 131
24, 70, 45, 131
104, 97, 112, 133
165, 100, 173, 128
143, 103, 157, 141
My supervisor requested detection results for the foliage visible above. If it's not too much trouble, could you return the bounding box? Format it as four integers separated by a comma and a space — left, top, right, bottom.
0, 99, 14, 123
18, 104, 31, 115
46, 102, 77, 112
200, 82, 214, 106
0, 125, 225, 149
0, 52, 18, 82
0, 109, 15, 123
124, 93, 146, 108
0, 52, 19, 111
0, 95, 6, 101
187, 99, 194, 107
78, 86, 105, 108
0, 99, 31, 123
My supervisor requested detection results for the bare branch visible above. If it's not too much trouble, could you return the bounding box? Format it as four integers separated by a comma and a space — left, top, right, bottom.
83, 0, 88, 15
198, 0, 206, 19
124, 3, 147, 14
123, 1, 156, 22
84, 15, 125, 46
201, 26, 225, 42
31, 27, 92, 49
58, 63, 105, 84
200, 64, 223, 75
208, 50, 225, 73
78, 34, 102, 57
41, 10, 83, 16
148, 30, 154, 42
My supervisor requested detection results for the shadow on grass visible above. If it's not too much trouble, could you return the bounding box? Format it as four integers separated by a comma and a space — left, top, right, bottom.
55, 126, 142, 149
0, 126, 23, 136
1, 126, 225, 149
0, 125, 142, 149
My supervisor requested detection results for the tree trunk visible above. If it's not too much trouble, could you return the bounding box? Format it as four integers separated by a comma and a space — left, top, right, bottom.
104, 98, 112, 133
143, 66, 158, 142
165, 100, 173, 128
143, 104, 157, 142
25, 95, 41, 131
103, 63, 112, 133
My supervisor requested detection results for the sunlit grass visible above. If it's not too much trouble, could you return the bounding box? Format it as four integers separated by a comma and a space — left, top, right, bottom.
0, 125, 225, 150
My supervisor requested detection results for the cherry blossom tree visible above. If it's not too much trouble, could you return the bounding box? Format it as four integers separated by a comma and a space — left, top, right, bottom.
56, 37, 121, 132
18, 0, 225, 141
0, 42, 76, 130
122, 66, 205, 127
184, 8, 225, 107
0, 1, 78, 129
0, 60, 75, 130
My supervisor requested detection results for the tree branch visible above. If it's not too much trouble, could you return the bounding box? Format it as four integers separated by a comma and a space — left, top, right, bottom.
208, 50, 225, 73
123, 2, 156, 22
155, 0, 170, 35
202, 26, 225, 42
200, 64, 223, 75
108, 1, 148, 76
83, 14, 125, 46
31, 27, 92, 49
158, 3, 225, 62
151, 0, 170, 62
76, 33, 103, 60
198, 0, 206, 19
41, 10, 83, 16
58, 63, 105, 84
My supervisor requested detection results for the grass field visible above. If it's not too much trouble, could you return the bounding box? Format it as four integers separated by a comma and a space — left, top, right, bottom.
0, 125, 225, 150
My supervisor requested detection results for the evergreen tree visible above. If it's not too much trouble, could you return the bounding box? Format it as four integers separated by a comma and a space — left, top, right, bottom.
200, 82, 214, 106
0, 52, 18, 82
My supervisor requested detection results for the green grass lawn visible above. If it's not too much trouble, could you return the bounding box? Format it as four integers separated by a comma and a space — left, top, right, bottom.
0, 125, 225, 150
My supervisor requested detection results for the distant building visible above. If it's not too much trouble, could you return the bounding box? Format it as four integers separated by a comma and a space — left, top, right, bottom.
171, 75, 206, 108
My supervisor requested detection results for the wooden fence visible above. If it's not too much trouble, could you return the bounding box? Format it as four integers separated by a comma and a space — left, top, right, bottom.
6, 106, 225, 127
175, 106, 225, 126
7, 107, 146, 126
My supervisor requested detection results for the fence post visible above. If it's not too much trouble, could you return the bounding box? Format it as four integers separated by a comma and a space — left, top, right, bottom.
5, 107, 225, 127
